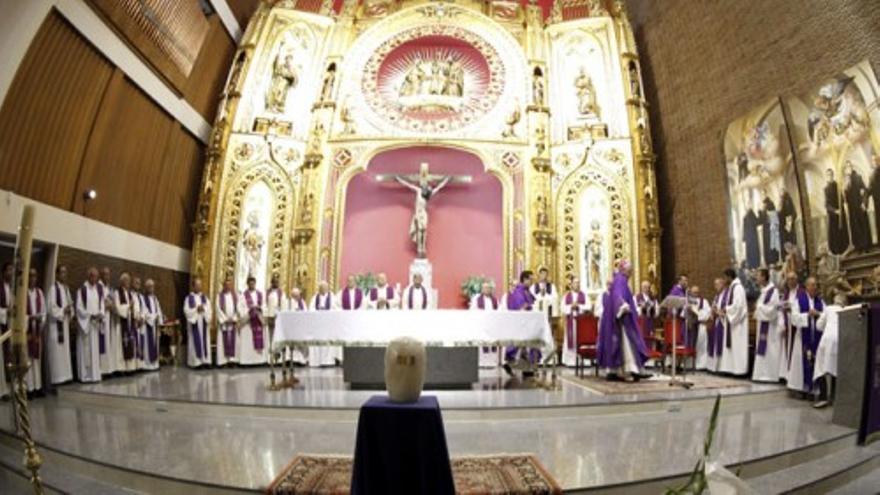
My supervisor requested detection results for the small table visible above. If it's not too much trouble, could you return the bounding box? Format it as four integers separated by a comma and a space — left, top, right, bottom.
351, 395, 454, 494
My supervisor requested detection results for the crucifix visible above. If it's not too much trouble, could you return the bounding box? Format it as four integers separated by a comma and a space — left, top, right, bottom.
375, 162, 471, 258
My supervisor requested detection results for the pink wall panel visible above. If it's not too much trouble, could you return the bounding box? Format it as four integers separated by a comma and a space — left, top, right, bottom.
340, 146, 503, 308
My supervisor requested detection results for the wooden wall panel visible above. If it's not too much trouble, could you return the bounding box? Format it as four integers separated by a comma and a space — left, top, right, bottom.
74, 70, 177, 242
184, 16, 236, 121
226, 0, 261, 28
0, 12, 113, 209
152, 124, 204, 247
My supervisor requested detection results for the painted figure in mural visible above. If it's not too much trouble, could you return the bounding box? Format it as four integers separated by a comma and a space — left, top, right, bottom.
824, 168, 849, 255
574, 68, 599, 117
266, 44, 298, 113
585, 219, 603, 289
869, 155, 880, 244
779, 190, 797, 247
742, 203, 760, 269
378, 163, 471, 259
241, 210, 265, 281
759, 195, 780, 265
843, 161, 871, 251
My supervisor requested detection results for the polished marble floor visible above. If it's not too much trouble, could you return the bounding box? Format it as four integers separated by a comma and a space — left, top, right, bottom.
67, 366, 783, 410
0, 381, 851, 491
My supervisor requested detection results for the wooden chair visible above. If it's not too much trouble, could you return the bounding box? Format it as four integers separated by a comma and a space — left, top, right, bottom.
575, 314, 599, 377
662, 318, 696, 373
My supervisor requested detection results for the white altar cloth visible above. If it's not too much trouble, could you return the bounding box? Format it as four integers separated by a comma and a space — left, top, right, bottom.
274, 310, 554, 355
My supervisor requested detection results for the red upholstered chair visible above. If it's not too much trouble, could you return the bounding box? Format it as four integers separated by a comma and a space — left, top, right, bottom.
575, 314, 599, 377
662, 318, 696, 373
638, 317, 664, 370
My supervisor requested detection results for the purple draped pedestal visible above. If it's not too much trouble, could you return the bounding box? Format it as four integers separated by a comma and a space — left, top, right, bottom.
351, 395, 454, 495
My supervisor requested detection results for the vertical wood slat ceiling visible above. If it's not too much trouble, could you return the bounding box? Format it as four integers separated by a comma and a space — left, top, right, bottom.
184, 16, 236, 120
0, 10, 205, 248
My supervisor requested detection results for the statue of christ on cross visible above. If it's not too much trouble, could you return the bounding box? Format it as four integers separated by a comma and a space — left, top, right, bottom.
375, 162, 471, 258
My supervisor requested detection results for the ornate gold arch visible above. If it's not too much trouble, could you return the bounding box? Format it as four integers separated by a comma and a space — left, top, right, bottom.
326, 142, 516, 289
555, 163, 636, 285
213, 161, 296, 290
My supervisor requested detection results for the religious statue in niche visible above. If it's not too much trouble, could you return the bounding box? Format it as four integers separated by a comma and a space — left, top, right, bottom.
320, 64, 336, 102
584, 219, 603, 289
628, 61, 641, 100
241, 210, 265, 281
535, 126, 547, 157
574, 68, 600, 117
299, 192, 314, 225
376, 163, 471, 258
307, 123, 325, 155
266, 43, 298, 113
399, 56, 465, 112
532, 69, 545, 107
535, 195, 549, 228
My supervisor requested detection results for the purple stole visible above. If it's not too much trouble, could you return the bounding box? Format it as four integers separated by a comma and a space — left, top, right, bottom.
135, 293, 144, 360
1, 283, 9, 359
187, 293, 208, 360
245, 290, 265, 351
342, 288, 363, 310
797, 291, 824, 391
709, 289, 728, 358
26, 289, 43, 359
314, 293, 332, 310
81, 284, 105, 354
291, 297, 306, 310
724, 283, 736, 349
477, 294, 498, 310
565, 291, 586, 350
219, 291, 238, 358
370, 286, 395, 304
119, 289, 136, 360
756, 286, 775, 356
407, 286, 428, 309
143, 295, 158, 363
55, 283, 66, 344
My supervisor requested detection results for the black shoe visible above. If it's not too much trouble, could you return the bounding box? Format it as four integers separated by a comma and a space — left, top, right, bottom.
502, 363, 513, 377
605, 374, 624, 382
634, 372, 653, 380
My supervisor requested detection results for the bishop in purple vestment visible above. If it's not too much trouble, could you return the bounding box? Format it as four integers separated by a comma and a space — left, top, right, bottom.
503, 271, 540, 375
597, 260, 649, 380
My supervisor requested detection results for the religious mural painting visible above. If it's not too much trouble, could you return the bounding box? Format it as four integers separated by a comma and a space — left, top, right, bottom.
722, 98, 807, 280
785, 60, 880, 262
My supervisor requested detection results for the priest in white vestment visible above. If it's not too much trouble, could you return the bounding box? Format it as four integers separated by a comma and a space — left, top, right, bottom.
530, 267, 559, 318
241, 276, 268, 365
367, 273, 399, 310
140, 279, 163, 371
403, 273, 431, 310
688, 285, 713, 370
113, 273, 138, 372
75, 267, 103, 383
266, 275, 286, 367
788, 277, 827, 396
339, 275, 366, 310
751, 268, 782, 382
706, 278, 727, 373
718, 269, 748, 375
469, 281, 500, 367
48, 265, 74, 384
813, 294, 847, 408
131, 277, 145, 370
99, 267, 117, 374
309, 281, 340, 366
215, 278, 242, 366
286, 287, 309, 364
560, 277, 591, 367
183, 277, 212, 368
779, 273, 801, 382
25, 269, 46, 392
0, 263, 14, 396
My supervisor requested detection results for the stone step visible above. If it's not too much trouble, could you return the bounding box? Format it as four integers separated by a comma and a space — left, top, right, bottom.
746, 442, 880, 494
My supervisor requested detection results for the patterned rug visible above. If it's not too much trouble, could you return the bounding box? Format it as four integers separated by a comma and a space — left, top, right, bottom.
562, 372, 752, 395
267, 454, 562, 494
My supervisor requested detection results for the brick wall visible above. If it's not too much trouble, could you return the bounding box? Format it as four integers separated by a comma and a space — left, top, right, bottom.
626, 0, 880, 294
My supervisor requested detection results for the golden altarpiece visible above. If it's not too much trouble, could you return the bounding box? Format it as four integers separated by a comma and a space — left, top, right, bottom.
191, 0, 660, 303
